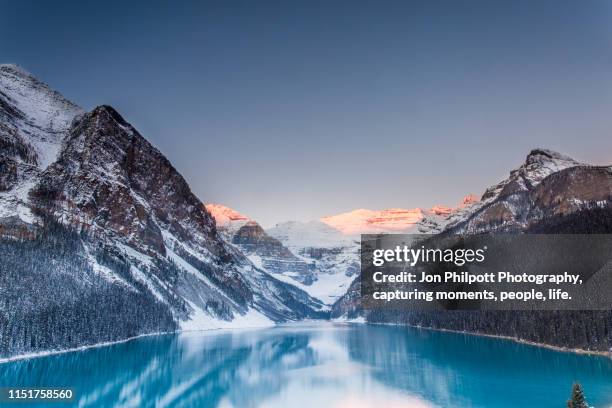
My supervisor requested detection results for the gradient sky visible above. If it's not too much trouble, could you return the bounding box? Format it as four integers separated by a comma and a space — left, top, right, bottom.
2, 0, 612, 226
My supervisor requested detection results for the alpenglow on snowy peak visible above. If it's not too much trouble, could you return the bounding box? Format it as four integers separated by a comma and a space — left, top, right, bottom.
318, 196, 482, 236
205, 203, 252, 241
0, 65, 325, 358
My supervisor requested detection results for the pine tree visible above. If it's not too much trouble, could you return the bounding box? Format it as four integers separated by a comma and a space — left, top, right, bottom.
567, 382, 588, 408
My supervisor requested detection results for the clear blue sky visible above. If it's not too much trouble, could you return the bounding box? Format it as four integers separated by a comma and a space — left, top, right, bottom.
2, 0, 611, 226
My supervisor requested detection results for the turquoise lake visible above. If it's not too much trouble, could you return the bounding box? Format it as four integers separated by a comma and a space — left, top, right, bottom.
0, 323, 611, 407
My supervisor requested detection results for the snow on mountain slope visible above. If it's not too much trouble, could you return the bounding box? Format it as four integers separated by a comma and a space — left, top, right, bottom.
0, 64, 83, 224
483, 149, 581, 200
28, 104, 323, 324
414, 194, 481, 234
315, 196, 480, 238
0, 64, 83, 168
267, 220, 359, 304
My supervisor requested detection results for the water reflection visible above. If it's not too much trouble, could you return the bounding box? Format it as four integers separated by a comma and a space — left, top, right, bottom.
0, 323, 611, 408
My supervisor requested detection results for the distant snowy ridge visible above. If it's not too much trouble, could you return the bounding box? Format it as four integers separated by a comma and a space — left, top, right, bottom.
319, 195, 481, 237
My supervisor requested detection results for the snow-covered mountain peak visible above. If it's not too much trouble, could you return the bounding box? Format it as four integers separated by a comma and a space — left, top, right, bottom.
442, 149, 603, 234
520, 148, 582, 183
480, 148, 582, 204
1, 64, 85, 224
525, 148, 578, 165
318, 201, 482, 236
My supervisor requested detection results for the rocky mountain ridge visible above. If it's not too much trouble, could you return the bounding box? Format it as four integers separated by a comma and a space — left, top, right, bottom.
445, 149, 610, 233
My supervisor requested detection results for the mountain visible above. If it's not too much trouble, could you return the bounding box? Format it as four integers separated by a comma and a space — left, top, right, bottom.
206, 205, 353, 305
319, 199, 479, 236
205, 203, 251, 240
444, 149, 612, 234
267, 220, 359, 305
269, 200, 479, 305
206, 204, 321, 286
332, 149, 612, 351
0, 65, 323, 358
206, 199, 479, 307
2, 64, 608, 356
320, 208, 424, 234
325, 194, 480, 320
277, 200, 481, 309
0, 64, 83, 225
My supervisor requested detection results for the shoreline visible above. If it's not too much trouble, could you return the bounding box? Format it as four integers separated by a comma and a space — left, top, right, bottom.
0, 321, 284, 364
1, 319, 610, 364
0, 330, 178, 364
368, 321, 612, 358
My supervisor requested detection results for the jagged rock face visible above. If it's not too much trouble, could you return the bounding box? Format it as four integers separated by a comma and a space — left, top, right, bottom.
31, 105, 223, 258
532, 166, 612, 216
25, 105, 267, 315
202, 205, 320, 287
229, 221, 316, 285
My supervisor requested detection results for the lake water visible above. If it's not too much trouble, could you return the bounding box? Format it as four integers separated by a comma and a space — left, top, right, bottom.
0, 323, 611, 407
